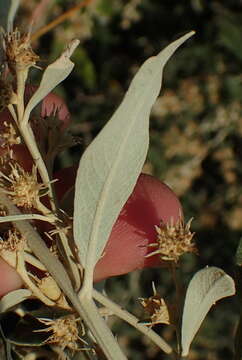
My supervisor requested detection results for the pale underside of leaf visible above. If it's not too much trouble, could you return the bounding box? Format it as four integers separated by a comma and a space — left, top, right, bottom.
181, 266, 235, 357
73, 31, 195, 287
22, 39, 80, 125
0, 289, 32, 313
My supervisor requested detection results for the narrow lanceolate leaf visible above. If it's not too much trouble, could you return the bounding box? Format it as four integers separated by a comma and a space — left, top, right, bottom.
0, 289, 32, 313
22, 39, 80, 125
181, 266, 235, 357
73, 32, 194, 279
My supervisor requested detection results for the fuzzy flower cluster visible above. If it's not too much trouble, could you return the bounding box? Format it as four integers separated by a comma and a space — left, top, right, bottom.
36, 315, 86, 352
147, 218, 197, 262
0, 163, 48, 208
4, 29, 39, 71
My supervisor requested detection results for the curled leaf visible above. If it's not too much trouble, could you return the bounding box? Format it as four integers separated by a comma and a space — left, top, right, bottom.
0, 289, 32, 313
181, 266, 235, 357
23, 39, 80, 125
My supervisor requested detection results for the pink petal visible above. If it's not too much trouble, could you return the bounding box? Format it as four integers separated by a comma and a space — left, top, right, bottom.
0, 258, 23, 298
25, 85, 71, 129
93, 174, 182, 282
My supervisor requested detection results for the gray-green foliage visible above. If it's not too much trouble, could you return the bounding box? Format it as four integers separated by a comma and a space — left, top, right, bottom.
73, 32, 195, 284
181, 266, 235, 356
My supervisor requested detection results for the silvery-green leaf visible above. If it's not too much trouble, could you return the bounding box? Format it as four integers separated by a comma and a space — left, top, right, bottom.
0, 289, 32, 313
73, 32, 194, 275
23, 39, 80, 125
181, 266, 235, 357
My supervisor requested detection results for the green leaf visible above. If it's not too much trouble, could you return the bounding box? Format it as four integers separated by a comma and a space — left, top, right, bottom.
181, 266, 235, 357
22, 39, 79, 125
73, 31, 195, 282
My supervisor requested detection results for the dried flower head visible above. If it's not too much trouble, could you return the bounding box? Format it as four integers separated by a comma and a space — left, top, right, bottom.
0, 204, 7, 217
1, 121, 21, 147
147, 218, 197, 262
4, 29, 39, 72
139, 284, 173, 326
0, 162, 49, 208
0, 228, 27, 252
0, 228, 28, 267
36, 315, 86, 352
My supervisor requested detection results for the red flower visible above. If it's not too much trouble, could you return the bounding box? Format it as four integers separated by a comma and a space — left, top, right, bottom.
54, 169, 182, 282
94, 173, 182, 281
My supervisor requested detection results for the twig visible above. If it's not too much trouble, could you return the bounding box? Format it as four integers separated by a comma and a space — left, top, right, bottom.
92, 288, 173, 354
31, 0, 93, 42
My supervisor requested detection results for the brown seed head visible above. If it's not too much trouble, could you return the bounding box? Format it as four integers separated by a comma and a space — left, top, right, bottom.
0, 228, 26, 252
36, 315, 85, 351
147, 218, 197, 262
139, 283, 174, 326
0, 163, 48, 208
1, 121, 20, 147
4, 29, 39, 72
139, 294, 171, 326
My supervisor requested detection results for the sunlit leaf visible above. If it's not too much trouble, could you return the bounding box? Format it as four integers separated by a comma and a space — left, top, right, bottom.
23, 39, 80, 124
0, 289, 32, 313
73, 32, 194, 277
181, 266, 235, 357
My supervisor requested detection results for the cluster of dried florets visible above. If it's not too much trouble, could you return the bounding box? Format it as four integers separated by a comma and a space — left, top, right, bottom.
3, 29, 39, 72
139, 293, 171, 326
147, 218, 197, 263
1, 120, 20, 146
0, 27, 90, 358
36, 315, 86, 352
0, 162, 49, 209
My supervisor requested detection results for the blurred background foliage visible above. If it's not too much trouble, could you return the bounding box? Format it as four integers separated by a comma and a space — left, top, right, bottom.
12, 0, 242, 358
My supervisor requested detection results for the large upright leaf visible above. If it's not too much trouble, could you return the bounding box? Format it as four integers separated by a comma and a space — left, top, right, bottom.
181, 266, 235, 357
73, 32, 194, 274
